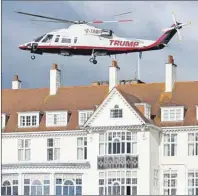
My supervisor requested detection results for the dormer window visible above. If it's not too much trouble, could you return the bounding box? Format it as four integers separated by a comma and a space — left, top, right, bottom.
161, 106, 184, 122
46, 111, 68, 127
78, 110, 93, 126
18, 112, 40, 128
196, 106, 198, 121
135, 103, 151, 119
110, 105, 123, 118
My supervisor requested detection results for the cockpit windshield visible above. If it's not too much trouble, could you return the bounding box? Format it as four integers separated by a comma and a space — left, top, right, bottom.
34, 34, 46, 42
42, 34, 54, 43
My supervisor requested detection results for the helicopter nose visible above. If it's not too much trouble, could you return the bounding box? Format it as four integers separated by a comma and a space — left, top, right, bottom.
19, 44, 27, 50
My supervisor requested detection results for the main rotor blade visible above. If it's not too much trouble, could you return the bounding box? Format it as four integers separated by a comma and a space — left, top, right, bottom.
29, 19, 67, 23
16, 11, 76, 24
172, 12, 177, 25
176, 29, 182, 41
87, 19, 133, 24
114, 11, 132, 17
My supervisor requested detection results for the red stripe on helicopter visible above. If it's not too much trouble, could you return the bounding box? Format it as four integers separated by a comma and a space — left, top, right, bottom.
118, 20, 133, 22
92, 20, 103, 24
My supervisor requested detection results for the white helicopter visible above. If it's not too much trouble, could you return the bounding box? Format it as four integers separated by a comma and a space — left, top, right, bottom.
17, 11, 191, 64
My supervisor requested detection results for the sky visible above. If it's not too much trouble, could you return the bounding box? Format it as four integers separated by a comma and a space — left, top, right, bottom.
2, 1, 198, 89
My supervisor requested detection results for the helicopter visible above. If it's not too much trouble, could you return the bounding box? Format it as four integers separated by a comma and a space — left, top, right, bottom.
17, 11, 191, 64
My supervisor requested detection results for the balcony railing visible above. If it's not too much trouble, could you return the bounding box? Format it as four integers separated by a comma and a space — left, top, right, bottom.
97, 154, 138, 169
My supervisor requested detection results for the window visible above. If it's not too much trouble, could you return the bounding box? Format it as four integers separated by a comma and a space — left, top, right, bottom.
188, 133, 198, 156
61, 38, 71, 43
188, 170, 198, 195
78, 110, 93, 125
55, 174, 82, 195
99, 171, 137, 195
34, 34, 45, 42
18, 139, 31, 161
110, 105, 123, 118
145, 104, 151, 119
77, 137, 87, 160
99, 131, 137, 155
18, 113, 39, 128
23, 176, 50, 195
163, 133, 177, 156
42, 34, 53, 43
161, 107, 184, 122
1, 180, 18, 195
55, 35, 60, 43
47, 138, 60, 161
153, 169, 159, 187
163, 170, 177, 195
46, 112, 67, 127
74, 37, 78, 43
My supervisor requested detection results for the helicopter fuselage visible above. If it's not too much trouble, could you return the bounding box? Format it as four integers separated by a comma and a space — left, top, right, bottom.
19, 24, 177, 59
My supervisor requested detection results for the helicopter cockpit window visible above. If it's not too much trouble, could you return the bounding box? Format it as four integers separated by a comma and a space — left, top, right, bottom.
42, 34, 54, 43
55, 35, 60, 43
61, 38, 71, 43
34, 34, 46, 42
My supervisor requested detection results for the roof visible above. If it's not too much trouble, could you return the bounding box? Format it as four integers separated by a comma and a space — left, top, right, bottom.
2, 81, 198, 133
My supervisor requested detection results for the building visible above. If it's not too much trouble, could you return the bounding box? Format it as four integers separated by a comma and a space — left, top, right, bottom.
1, 55, 198, 195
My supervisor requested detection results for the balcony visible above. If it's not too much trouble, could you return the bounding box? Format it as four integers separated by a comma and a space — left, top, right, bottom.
97, 155, 138, 169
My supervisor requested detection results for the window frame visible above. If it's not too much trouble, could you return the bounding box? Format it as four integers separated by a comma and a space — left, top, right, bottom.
188, 133, 198, 156
46, 111, 68, 127
99, 131, 137, 156
99, 170, 137, 195
161, 106, 184, 122
188, 170, 198, 195
163, 133, 177, 156
47, 138, 60, 161
1, 179, 18, 196
78, 110, 93, 126
55, 174, 82, 195
23, 175, 50, 195
18, 138, 31, 161
110, 105, 123, 119
163, 170, 177, 195
18, 112, 40, 128
77, 137, 87, 160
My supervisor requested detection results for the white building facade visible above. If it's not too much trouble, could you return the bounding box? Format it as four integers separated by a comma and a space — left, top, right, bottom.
2, 56, 198, 195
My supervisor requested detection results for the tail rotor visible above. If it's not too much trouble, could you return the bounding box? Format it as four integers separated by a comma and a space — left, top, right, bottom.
162, 12, 191, 42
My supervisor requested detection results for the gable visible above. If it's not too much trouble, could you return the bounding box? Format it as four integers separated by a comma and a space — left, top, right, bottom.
84, 88, 145, 128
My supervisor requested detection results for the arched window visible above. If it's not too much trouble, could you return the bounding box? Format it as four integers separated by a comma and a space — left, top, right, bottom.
31, 180, 42, 195
2, 181, 11, 195
113, 182, 120, 195
63, 180, 75, 195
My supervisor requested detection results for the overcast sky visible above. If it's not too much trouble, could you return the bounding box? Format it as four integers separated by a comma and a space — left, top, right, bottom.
2, 1, 198, 89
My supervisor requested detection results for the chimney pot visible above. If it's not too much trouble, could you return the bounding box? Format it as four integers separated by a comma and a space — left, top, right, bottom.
168, 55, 174, 64
52, 64, 58, 70
13, 75, 19, 81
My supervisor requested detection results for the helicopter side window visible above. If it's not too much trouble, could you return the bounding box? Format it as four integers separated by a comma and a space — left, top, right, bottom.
61, 38, 71, 43
34, 34, 46, 42
74, 37, 78, 43
42, 34, 54, 43
55, 35, 60, 43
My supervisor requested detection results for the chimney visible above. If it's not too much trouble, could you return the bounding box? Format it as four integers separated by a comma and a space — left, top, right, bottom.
165, 55, 177, 92
50, 64, 61, 95
12, 75, 21, 89
109, 60, 120, 92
